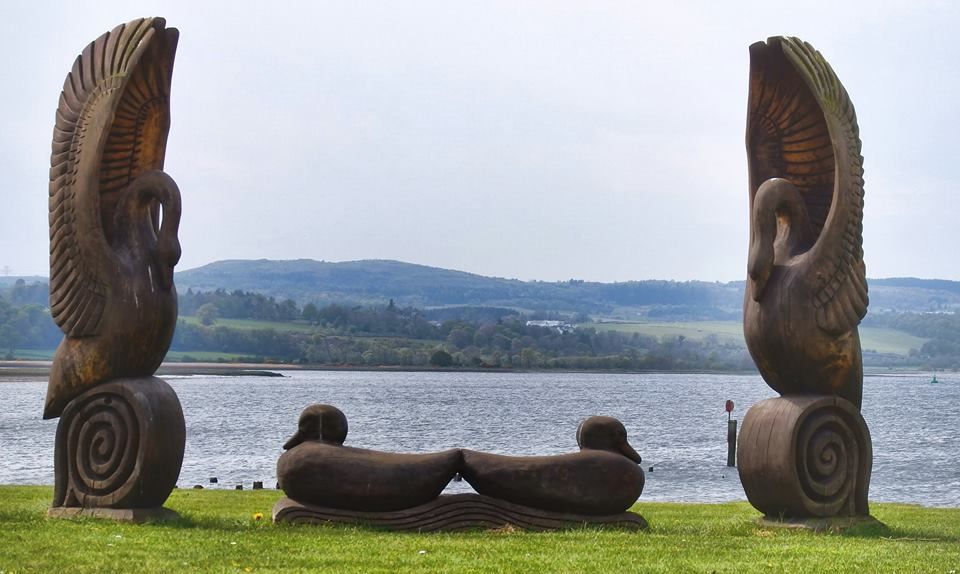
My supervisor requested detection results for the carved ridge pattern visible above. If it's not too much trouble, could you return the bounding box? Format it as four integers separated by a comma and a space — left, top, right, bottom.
273, 494, 648, 532
737, 396, 871, 518
796, 408, 858, 512
49, 18, 164, 337
53, 378, 186, 509
747, 40, 834, 238
64, 391, 140, 503
780, 38, 867, 335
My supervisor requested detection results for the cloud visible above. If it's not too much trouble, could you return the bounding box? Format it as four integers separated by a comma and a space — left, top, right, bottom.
1, 1, 957, 281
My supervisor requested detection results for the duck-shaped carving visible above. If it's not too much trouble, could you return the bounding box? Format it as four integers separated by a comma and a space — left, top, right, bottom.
460, 416, 644, 516
744, 37, 867, 408
45, 18, 181, 419
277, 404, 461, 512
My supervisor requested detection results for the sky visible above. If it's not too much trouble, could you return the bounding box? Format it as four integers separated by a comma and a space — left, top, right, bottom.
1, 1, 957, 283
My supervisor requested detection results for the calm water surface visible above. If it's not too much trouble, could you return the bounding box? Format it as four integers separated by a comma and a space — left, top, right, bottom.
1, 371, 957, 506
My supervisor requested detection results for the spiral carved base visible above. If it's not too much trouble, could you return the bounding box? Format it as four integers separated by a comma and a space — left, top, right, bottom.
51, 377, 185, 511
737, 395, 872, 518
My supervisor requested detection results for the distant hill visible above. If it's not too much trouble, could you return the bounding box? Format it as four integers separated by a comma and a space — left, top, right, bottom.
178, 259, 960, 318
174, 259, 744, 318
7, 260, 958, 319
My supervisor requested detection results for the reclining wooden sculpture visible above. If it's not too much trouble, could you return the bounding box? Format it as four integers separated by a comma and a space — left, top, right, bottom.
46, 17, 185, 519
274, 405, 647, 531
277, 404, 461, 512
461, 416, 645, 516
738, 36, 873, 521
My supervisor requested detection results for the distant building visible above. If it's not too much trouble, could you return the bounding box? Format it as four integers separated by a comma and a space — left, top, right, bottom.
525, 320, 574, 333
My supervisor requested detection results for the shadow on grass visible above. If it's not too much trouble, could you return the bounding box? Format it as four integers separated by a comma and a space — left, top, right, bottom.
867, 525, 960, 544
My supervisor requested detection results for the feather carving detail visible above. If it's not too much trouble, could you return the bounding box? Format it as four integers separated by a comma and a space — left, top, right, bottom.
747, 36, 867, 336
49, 17, 177, 337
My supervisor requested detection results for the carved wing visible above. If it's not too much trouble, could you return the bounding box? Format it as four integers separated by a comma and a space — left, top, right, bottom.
746, 36, 867, 335
49, 18, 178, 337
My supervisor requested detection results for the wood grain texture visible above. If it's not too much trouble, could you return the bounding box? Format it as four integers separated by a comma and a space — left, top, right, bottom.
49, 17, 176, 339
272, 494, 648, 532
737, 395, 872, 518
52, 377, 185, 509
45, 18, 182, 419
743, 36, 868, 408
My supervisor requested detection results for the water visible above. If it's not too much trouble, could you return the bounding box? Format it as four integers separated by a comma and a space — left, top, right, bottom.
1, 371, 958, 506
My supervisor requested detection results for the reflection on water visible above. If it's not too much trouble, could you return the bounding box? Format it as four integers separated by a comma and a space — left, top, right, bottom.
1, 371, 957, 506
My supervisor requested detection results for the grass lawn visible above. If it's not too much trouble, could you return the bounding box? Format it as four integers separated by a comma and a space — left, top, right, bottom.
0, 486, 957, 573
588, 321, 928, 356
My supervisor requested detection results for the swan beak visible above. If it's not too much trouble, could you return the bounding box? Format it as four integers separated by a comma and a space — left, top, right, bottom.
620, 441, 642, 464
748, 244, 772, 302
749, 271, 769, 302
282, 430, 304, 450
154, 233, 181, 291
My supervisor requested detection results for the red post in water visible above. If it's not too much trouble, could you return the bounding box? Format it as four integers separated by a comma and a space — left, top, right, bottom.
725, 400, 736, 467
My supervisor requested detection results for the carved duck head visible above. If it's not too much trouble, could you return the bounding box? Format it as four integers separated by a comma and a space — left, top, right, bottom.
283, 404, 349, 449
576, 416, 642, 463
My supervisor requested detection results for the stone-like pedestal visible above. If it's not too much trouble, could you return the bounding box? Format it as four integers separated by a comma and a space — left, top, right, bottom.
738, 395, 872, 519
757, 515, 886, 533
273, 494, 648, 532
51, 377, 185, 511
47, 506, 180, 523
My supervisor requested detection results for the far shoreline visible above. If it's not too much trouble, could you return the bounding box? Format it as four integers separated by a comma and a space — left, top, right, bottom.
0, 359, 933, 381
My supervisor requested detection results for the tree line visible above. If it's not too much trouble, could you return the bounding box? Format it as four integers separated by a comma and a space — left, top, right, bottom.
172, 292, 754, 370
6, 280, 960, 371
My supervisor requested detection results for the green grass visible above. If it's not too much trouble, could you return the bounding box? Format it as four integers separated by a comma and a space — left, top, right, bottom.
587, 321, 928, 356
0, 486, 957, 573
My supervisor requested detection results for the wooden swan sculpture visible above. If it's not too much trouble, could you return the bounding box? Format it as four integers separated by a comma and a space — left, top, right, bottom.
744, 36, 867, 408
45, 18, 181, 419
460, 416, 644, 516
738, 36, 874, 520
277, 404, 461, 512
46, 18, 186, 515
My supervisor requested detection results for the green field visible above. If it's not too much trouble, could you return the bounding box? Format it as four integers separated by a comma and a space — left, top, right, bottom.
588, 321, 746, 343
5, 348, 55, 360
164, 350, 255, 362
587, 321, 928, 356
0, 486, 957, 573
179, 316, 320, 332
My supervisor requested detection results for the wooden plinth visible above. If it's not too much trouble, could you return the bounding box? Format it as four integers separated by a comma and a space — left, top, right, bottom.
273, 494, 648, 532
757, 514, 885, 533
47, 506, 180, 523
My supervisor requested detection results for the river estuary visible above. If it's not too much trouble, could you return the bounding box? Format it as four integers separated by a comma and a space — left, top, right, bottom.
2, 371, 957, 506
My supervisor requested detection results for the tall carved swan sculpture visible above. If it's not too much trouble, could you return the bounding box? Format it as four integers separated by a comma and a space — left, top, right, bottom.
46, 17, 181, 419
46, 18, 185, 515
744, 36, 867, 408
739, 37, 873, 520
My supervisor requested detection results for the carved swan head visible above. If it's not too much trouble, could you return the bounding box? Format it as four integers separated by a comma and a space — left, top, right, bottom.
748, 178, 814, 301
113, 170, 182, 290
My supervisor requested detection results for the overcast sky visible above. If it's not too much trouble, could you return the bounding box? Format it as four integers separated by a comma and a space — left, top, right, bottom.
1, 1, 957, 282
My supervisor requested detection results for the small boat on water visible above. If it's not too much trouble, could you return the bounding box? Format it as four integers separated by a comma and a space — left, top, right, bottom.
931, 374, 939, 384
